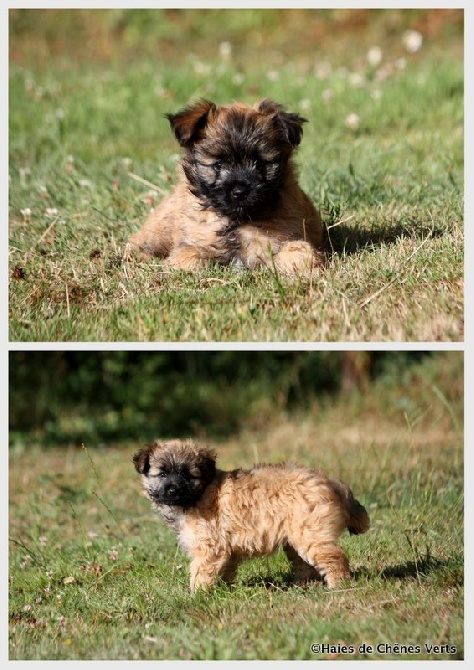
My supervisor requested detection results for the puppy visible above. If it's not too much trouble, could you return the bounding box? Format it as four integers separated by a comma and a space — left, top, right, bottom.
133, 439, 370, 592
125, 99, 325, 274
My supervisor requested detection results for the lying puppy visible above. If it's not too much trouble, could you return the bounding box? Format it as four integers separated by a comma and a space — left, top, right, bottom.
125, 99, 325, 274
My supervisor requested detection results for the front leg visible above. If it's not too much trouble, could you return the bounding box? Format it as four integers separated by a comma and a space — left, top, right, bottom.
237, 227, 325, 274
219, 554, 241, 585
167, 245, 209, 270
273, 240, 325, 275
189, 552, 233, 593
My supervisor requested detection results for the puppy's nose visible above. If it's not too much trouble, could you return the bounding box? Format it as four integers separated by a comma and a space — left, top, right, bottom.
230, 182, 250, 201
165, 483, 178, 496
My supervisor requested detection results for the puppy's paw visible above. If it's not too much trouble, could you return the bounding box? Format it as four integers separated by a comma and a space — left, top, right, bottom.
274, 241, 325, 275
167, 245, 208, 270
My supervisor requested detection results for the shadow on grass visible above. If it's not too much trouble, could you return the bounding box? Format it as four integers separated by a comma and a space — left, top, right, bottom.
324, 220, 446, 257
235, 567, 368, 591
240, 574, 299, 591
240, 558, 462, 590
379, 555, 463, 586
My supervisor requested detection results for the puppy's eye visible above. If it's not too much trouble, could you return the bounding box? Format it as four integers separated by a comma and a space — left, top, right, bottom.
262, 158, 278, 168
181, 471, 197, 481
212, 160, 223, 171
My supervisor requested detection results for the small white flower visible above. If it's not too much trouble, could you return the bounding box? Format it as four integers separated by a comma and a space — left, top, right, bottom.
299, 99, 311, 111
232, 72, 245, 85
267, 70, 279, 82
315, 61, 331, 80
45, 207, 58, 217
367, 46, 382, 67
66, 155, 75, 173
402, 30, 423, 53
219, 41, 232, 61
193, 61, 211, 76
20, 208, 32, 221
142, 190, 158, 206
345, 113, 360, 130
79, 179, 91, 188
322, 89, 333, 102
349, 72, 365, 87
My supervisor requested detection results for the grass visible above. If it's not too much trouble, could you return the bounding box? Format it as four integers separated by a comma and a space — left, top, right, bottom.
9, 353, 464, 660
8, 9, 464, 341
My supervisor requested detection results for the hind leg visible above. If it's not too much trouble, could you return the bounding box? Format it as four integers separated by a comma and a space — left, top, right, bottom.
294, 543, 350, 588
283, 544, 322, 583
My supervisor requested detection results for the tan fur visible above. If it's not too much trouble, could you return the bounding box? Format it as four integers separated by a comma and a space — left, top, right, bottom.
133, 440, 370, 593
125, 99, 325, 274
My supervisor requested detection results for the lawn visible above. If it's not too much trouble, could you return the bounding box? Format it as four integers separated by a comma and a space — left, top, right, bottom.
9, 352, 464, 660
8, 9, 464, 341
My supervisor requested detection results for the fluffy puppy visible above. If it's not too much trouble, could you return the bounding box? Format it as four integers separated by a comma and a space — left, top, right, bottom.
133, 439, 370, 592
125, 99, 325, 274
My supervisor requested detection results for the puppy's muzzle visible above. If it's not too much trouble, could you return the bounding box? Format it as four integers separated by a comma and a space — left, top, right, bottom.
148, 475, 197, 506
229, 181, 251, 202
163, 481, 179, 498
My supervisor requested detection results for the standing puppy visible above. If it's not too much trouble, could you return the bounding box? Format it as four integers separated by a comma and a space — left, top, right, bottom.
125, 99, 325, 274
133, 440, 370, 593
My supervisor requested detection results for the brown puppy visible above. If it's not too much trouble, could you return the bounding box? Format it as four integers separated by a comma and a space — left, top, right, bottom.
125, 99, 325, 274
133, 439, 370, 593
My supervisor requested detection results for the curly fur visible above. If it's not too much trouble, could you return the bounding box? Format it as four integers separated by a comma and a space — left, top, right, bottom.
133, 439, 370, 592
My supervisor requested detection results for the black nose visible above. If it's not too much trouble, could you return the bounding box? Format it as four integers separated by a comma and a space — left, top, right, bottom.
230, 182, 250, 201
164, 483, 177, 497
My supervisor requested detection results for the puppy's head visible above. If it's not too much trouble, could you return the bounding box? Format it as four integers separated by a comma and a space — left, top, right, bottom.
133, 439, 216, 508
166, 99, 307, 222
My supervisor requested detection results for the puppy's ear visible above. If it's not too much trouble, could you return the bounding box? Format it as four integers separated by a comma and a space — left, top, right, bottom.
132, 444, 154, 474
166, 99, 216, 147
198, 448, 217, 484
257, 98, 307, 147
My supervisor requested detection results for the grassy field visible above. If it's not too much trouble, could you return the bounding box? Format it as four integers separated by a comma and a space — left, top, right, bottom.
8, 9, 463, 341
9, 353, 464, 660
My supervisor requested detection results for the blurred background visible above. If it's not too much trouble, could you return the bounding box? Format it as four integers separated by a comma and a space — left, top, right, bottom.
9, 351, 463, 447
10, 8, 463, 70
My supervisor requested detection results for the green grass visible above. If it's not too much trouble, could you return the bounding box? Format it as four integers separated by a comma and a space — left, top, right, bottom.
9, 354, 464, 660
8, 9, 463, 341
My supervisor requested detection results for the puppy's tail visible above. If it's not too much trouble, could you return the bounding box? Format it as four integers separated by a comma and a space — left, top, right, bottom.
334, 480, 370, 535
